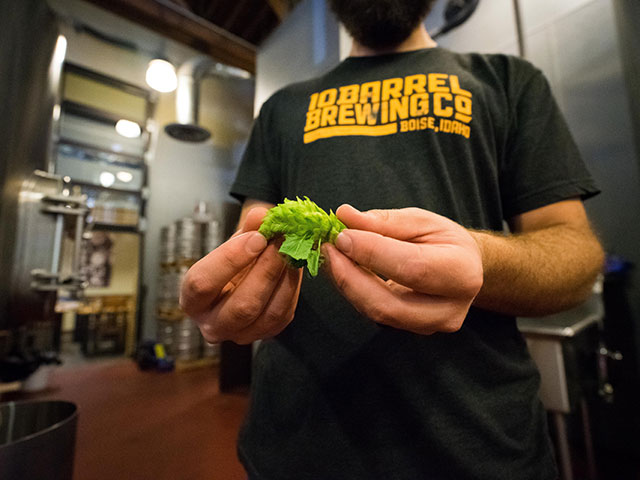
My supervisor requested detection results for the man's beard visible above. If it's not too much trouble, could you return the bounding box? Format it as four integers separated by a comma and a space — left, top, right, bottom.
328, 0, 437, 50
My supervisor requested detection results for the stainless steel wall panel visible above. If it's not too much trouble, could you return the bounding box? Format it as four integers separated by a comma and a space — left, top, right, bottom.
425, 0, 519, 54
519, 0, 594, 34
521, 0, 640, 361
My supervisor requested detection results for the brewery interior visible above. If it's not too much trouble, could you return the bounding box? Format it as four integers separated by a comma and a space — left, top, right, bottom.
0, 0, 639, 479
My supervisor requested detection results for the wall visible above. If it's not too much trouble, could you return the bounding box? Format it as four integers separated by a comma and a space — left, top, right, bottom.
46, 0, 255, 340
612, 0, 640, 167
425, 0, 520, 54
518, 0, 640, 367
255, 0, 340, 113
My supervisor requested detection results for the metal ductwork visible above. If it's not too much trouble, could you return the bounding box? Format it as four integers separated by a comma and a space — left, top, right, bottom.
164, 56, 252, 142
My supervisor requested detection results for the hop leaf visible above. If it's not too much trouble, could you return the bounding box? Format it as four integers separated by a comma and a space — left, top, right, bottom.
259, 197, 345, 276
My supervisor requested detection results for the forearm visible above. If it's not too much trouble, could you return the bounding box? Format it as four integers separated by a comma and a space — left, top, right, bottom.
469, 225, 604, 317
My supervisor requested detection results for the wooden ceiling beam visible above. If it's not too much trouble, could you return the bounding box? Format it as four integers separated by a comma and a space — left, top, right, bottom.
222, 0, 250, 31
266, 0, 290, 21
243, 3, 272, 44
84, 0, 256, 74
168, 0, 192, 11
201, 0, 220, 20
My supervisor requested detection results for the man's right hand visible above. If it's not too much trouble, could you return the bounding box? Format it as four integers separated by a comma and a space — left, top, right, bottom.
180, 207, 303, 345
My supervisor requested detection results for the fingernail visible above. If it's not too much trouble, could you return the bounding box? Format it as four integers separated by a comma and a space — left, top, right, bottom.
246, 232, 267, 254
335, 231, 352, 255
341, 204, 360, 214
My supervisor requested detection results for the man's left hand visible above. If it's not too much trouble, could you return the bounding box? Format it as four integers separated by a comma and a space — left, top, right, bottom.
322, 205, 483, 335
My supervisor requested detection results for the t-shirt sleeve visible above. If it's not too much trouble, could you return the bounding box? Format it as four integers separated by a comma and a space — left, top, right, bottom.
230, 97, 283, 204
499, 66, 600, 219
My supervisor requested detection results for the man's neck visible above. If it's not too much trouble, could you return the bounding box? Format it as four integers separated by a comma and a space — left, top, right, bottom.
349, 24, 437, 57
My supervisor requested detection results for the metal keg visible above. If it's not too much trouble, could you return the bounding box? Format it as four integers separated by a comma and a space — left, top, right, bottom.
175, 217, 202, 262
201, 220, 223, 256
156, 268, 176, 312
175, 264, 190, 304
157, 264, 190, 318
202, 340, 220, 362
157, 317, 202, 361
173, 317, 202, 361
159, 224, 177, 265
156, 318, 175, 350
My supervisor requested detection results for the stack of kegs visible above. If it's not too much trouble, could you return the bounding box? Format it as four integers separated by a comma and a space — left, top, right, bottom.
156, 207, 225, 365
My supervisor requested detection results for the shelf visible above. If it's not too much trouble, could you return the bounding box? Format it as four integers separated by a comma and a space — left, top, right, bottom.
0, 381, 22, 395
88, 222, 140, 234
57, 139, 145, 166
70, 180, 143, 196
64, 63, 152, 101
62, 100, 148, 130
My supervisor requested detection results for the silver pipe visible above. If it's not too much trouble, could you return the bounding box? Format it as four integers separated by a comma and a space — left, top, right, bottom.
166, 56, 252, 142
552, 412, 574, 480
512, 0, 526, 58
72, 213, 84, 282
50, 214, 64, 278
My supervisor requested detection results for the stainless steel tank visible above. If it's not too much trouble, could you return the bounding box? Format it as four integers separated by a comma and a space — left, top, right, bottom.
0, 0, 62, 334
0, 1, 87, 375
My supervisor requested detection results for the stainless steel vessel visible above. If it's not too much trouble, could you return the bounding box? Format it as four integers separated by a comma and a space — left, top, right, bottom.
0, 400, 78, 480
0, 0, 86, 376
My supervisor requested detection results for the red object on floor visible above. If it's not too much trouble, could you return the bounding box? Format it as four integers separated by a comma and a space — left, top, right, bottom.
11, 359, 249, 480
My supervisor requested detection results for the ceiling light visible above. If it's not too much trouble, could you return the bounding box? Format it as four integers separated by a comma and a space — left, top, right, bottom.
146, 58, 178, 93
115, 119, 142, 138
116, 171, 134, 183
99, 172, 115, 188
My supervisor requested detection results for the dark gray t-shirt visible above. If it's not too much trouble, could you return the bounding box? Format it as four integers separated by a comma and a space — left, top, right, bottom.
231, 47, 599, 480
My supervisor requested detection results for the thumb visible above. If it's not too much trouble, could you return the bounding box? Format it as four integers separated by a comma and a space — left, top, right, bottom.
336, 204, 428, 241
180, 231, 267, 315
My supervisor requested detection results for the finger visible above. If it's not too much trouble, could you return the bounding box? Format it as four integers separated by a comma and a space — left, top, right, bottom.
323, 245, 467, 334
231, 266, 303, 344
323, 242, 390, 313
180, 231, 267, 315
242, 207, 270, 233
227, 236, 285, 290
207, 243, 288, 333
334, 229, 472, 296
232, 207, 270, 238
336, 204, 448, 241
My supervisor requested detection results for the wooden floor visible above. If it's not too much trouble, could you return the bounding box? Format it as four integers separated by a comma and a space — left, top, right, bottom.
7, 359, 249, 480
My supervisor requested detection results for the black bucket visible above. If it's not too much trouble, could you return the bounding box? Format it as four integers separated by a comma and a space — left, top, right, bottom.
0, 400, 78, 480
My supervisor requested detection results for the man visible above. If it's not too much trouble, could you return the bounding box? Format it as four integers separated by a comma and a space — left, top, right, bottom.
181, 0, 604, 478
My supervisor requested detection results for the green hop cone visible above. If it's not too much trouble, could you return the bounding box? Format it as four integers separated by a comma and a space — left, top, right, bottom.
258, 197, 346, 276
